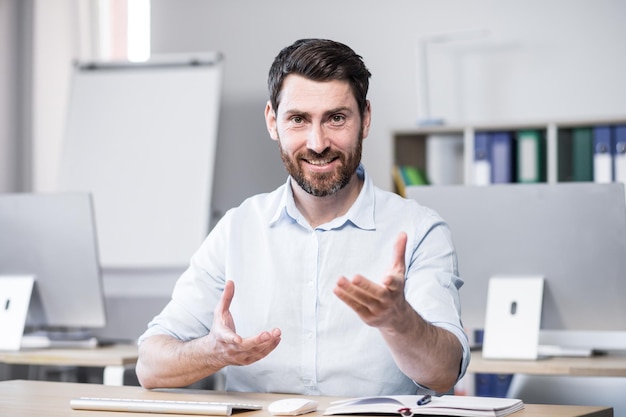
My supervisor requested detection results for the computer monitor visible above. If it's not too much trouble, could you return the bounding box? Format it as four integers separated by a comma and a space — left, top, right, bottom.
406, 182, 626, 351
0, 192, 106, 334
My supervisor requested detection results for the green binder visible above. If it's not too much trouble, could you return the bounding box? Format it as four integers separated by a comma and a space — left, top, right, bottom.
572, 127, 593, 182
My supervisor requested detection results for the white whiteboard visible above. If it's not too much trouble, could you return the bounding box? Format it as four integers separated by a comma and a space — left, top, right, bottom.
58, 53, 222, 268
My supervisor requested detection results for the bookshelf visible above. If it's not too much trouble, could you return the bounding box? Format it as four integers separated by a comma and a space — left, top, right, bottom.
392, 116, 626, 192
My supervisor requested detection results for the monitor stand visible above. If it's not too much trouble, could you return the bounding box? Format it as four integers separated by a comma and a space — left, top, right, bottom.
537, 344, 596, 358
539, 329, 626, 356
21, 328, 98, 349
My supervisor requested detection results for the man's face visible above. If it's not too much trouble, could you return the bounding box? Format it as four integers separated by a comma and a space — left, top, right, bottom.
265, 74, 371, 197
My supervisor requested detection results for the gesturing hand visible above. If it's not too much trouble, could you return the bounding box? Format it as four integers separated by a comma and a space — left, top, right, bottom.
206, 280, 282, 368
333, 232, 412, 330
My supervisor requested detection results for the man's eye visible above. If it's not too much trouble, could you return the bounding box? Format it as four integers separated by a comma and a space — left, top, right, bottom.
291, 116, 304, 124
331, 115, 345, 124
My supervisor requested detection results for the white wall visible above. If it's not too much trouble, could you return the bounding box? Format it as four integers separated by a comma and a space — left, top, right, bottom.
0, 0, 18, 192
31, 0, 77, 192
150, 0, 626, 217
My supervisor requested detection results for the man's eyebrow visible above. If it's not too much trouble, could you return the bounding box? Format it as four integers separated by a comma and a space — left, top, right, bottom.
282, 108, 310, 117
283, 106, 354, 117
325, 106, 353, 116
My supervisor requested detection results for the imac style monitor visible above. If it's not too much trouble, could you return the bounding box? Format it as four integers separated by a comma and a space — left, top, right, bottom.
0, 192, 106, 338
407, 182, 626, 352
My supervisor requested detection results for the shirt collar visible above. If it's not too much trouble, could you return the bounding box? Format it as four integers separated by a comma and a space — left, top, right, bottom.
269, 164, 376, 231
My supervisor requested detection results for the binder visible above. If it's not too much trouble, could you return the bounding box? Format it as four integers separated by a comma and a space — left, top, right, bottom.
572, 127, 593, 181
472, 329, 513, 398
425, 134, 464, 185
403, 165, 428, 186
392, 165, 428, 197
475, 374, 514, 398
516, 130, 545, 183
557, 129, 574, 181
473, 132, 491, 185
593, 126, 614, 183
392, 165, 407, 197
490, 132, 515, 183
614, 125, 626, 184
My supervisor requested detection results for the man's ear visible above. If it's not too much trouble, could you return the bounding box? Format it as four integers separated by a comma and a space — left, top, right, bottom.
361, 100, 372, 140
265, 101, 279, 141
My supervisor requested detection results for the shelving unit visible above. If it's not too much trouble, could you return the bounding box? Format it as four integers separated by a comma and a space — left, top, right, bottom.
392, 116, 626, 188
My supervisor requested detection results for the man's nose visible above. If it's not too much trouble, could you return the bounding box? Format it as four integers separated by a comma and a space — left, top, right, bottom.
307, 123, 330, 154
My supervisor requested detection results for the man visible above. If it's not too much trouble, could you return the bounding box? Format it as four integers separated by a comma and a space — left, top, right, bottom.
136, 38, 470, 396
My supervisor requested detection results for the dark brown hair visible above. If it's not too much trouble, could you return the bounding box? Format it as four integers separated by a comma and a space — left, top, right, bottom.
268, 39, 371, 117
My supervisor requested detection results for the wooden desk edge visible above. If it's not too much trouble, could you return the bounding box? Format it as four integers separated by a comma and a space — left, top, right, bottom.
468, 350, 626, 377
0, 380, 614, 417
0, 343, 138, 367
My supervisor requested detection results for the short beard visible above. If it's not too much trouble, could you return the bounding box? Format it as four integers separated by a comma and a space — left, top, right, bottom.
279, 135, 363, 197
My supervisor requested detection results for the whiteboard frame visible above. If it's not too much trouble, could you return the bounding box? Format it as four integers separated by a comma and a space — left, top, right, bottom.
58, 53, 223, 268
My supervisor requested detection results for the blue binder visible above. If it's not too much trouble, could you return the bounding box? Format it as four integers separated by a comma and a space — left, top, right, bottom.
593, 126, 614, 183
490, 132, 514, 183
473, 132, 492, 185
614, 125, 626, 183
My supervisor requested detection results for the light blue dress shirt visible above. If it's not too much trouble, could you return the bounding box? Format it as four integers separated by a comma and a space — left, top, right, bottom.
139, 164, 470, 396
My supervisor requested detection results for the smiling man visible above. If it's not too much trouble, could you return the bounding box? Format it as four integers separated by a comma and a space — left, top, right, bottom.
136, 39, 470, 397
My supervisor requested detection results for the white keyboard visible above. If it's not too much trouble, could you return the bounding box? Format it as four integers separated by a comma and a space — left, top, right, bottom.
70, 397, 263, 415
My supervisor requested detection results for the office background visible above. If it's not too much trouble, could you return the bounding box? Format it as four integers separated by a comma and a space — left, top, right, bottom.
1, 0, 626, 409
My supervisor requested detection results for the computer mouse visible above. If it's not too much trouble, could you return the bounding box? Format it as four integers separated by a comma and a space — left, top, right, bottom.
267, 398, 319, 415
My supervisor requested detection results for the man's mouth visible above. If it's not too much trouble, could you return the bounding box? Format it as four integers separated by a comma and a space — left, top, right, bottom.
305, 157, 336, 166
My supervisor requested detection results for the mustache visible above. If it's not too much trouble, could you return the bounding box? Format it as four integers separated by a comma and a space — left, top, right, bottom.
298, 148, 342, 161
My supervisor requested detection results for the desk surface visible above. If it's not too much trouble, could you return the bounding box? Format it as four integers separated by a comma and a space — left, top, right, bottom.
0, 379, 613, 417
0, 344, 138, 367
468, 351, 626, 377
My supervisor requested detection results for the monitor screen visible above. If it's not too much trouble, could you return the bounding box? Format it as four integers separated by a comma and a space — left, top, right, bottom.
0, 192, 106, 331
406, 183, 626, 349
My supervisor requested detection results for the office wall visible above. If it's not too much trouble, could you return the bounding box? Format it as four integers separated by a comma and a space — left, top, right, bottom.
150, 0, 626, 219
0, 0, 19, 192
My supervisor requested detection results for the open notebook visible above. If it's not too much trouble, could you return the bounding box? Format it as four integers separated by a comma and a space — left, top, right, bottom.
323, 395, 523, 417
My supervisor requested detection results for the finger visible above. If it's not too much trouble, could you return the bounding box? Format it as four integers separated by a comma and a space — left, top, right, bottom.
385, 233, 407, 291
213, 281, 242, 344
216, 280, 235, 315
391, 232, 408, 275
334, 276, 380, 315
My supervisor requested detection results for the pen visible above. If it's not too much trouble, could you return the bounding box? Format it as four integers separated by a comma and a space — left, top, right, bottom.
417, 395, 431, 406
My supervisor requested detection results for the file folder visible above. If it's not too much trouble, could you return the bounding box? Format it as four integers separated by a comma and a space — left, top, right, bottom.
473, 132, 491, 185
490, 132, 515, 183
614, 125, 626, 184
516, 130, 545, 183
426, 134, 464, 185
557, 129, 574, 181
593, 126, 614, 183
572, 127, 593, 181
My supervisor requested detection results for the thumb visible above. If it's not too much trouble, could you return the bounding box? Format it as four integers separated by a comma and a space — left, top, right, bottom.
216, 280, 235, 316
385, 232, 407, 291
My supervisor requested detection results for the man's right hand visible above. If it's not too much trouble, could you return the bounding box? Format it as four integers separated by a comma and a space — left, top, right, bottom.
136, 280, 281, 389
205, 280, 282, 368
